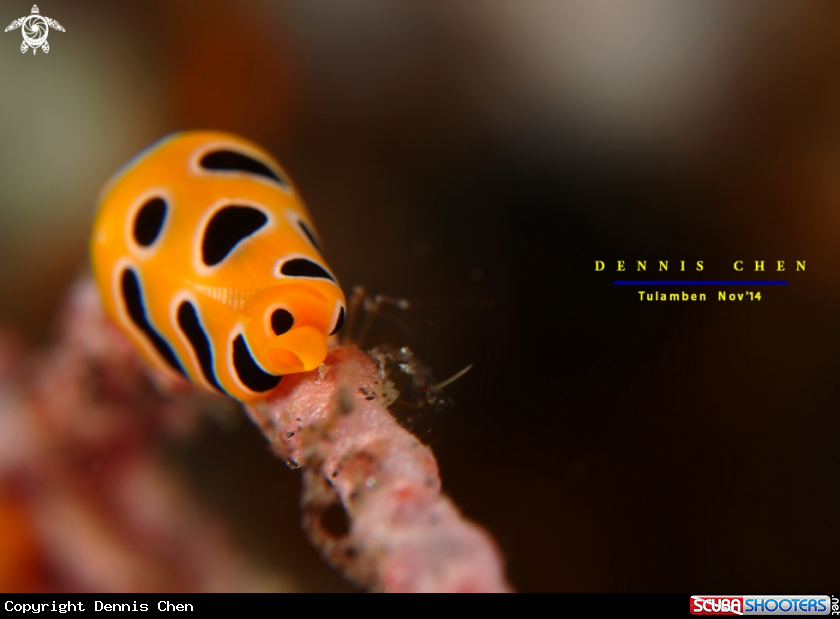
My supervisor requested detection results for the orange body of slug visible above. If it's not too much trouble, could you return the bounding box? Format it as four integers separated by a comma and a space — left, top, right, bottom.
90, 131, 346, 402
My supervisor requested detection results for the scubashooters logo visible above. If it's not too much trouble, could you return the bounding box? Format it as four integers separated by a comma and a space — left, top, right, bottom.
690, 595, 833, 615
4, 5, 65, 55
596, 259, 806, 303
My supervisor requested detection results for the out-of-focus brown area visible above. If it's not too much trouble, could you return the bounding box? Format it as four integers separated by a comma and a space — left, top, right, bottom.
0, 490, 46, 592
1, 0, 839, 592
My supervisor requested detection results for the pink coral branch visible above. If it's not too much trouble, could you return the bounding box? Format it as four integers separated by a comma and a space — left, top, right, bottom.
2, 278, 511, 592
247, 347, 511, 592
0, 280, 282, 592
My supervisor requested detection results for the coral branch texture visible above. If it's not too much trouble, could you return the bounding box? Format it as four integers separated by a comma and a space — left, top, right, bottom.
0, 278, 511, 592
247, 347, 511, 592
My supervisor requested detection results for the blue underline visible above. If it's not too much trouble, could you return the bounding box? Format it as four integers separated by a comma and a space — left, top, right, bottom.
614, 281, 787, 285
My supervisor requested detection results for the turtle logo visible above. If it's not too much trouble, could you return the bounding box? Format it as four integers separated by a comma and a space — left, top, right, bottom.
4, 5, 65, 55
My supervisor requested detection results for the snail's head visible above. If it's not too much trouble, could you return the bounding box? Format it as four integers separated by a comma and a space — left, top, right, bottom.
241, 281, 346, 376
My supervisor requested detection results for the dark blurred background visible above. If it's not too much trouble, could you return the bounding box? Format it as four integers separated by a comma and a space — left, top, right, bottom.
2, 0, 839, 592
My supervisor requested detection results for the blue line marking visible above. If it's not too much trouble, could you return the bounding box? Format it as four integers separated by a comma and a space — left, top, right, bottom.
614, 281, 787, 285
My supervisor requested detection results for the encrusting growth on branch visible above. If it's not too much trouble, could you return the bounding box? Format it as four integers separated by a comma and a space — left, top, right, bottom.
0, 278, 511, 592
247, 347, 510, 592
